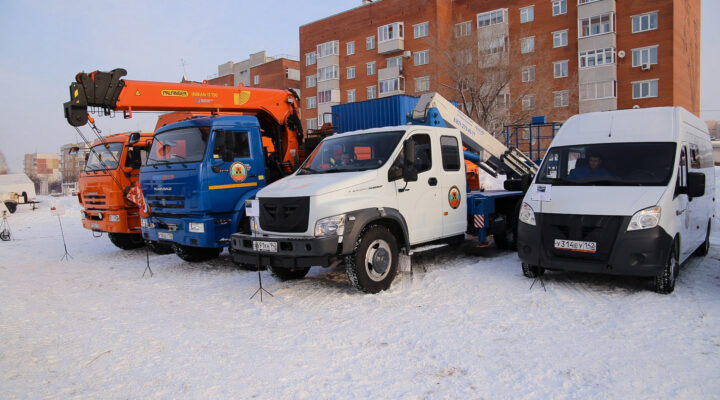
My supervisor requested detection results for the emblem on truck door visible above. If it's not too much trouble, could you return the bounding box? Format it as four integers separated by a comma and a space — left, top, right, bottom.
230, 162, 248, 182
448, 186, 461, 209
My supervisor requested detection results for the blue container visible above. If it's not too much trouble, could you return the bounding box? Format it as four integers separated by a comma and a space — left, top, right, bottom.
331, 95, 421, 133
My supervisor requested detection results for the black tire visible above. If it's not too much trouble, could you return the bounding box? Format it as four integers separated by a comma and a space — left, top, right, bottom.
4, 201, 17, 214
108, 232, 145, 250
173, 245, 222, 262
269, 266, 310, 280
494, 202, 521, 251
694, 220, 711, 257
654, 243, 678, 294
146, 240, 174, 255
345, 225, 399, 294
521, 262, 545, 278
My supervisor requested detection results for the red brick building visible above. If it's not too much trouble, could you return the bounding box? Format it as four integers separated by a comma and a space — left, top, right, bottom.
299, 0, 700, 132
209, 51, 301, 96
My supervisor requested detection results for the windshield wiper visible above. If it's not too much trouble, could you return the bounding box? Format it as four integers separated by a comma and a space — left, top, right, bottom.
297, 167, 320, 175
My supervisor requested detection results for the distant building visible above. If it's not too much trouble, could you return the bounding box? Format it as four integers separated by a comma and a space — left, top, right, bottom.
0, 151, 8, 174
59, 142, 91, 195
24, 153, 60, 195
210, 50, 301, 96
706, 121, 719, 140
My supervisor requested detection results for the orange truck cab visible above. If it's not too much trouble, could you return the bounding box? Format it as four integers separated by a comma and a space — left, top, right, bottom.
78, 131, 156, 250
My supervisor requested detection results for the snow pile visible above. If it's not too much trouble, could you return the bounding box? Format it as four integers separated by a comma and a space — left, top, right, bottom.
1, 181, 719, 398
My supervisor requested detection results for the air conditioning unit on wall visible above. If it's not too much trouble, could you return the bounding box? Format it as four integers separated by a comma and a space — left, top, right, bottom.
640, 63, 651, 71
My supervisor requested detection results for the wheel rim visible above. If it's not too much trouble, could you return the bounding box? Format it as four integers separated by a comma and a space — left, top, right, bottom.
365, 239, 392, 282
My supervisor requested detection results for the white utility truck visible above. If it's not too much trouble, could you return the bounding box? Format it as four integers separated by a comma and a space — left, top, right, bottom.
517, 107, 715, 294
231, 93, 538, 293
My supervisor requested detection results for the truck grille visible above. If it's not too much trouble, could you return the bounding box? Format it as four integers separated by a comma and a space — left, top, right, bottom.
259, 197, 309, 233
84, 194, 106, 206
146, 195, 185, 209
540, 213, 624, 262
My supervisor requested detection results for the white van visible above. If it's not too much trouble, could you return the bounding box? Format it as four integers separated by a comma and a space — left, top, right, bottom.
517, 107, 715, 294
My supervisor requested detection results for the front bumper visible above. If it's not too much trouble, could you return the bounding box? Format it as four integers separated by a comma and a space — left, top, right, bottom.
142, 214, 231, 248
517, 217, 673, 277
231, 233, 341, 268
81, 208, 140, 234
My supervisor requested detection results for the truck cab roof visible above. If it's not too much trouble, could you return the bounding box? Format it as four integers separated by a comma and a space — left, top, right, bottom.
155, 115, 261, 134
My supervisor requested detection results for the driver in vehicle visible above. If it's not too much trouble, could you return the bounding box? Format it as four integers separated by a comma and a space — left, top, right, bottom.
569, 153, 610, 179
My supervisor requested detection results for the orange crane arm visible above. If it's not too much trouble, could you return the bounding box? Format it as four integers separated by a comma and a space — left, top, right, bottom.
64, 68, 303, 166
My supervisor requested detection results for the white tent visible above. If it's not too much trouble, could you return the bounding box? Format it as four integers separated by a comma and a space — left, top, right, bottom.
0, 174, 37, 212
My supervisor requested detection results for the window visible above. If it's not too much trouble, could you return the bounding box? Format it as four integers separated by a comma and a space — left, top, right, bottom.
306, 118, 318, 130
347, 41, 355, 55
632, 46, 658, 67
457, 49, 473, 65
347, 89, 356, 103
379, 77, 404, 95
378, 22, 404, 43
305, 52, 316, 66
455, 21, 472, 37
317, 41, 339, 58
415, 76, 430, 92
317, 65, 339, 81
632, 79, 658, 99
367, 86, 377, 99
306, 75, 316, 88
522, 66, 535, 82
689, 144, 701, 169
366, 36, 375, 50
387, 56, 402, 69
367, 61, 376, 75
213, 131, 250, 161
520, 6, 534, 23
522, 95, 536, 110
414, 50, 429, 66
552, 0, 567, 16
578, 0, 600, 4
554, 60, 569, 78
347, 66, 356, 79
306, 96, 316, 109
579, 13, 614, 37
521, 37, 535, 53
414, 22, 429, 38
477, 9, 507, 27
579, 47, 615, 68
553, 30, 568, 47
441, 136, 461, 171
632, 11, 658, 33
554, 90, 569, 107
480, 36, 507, 55
318, 90, 335, 104
579, 80, 616, 101
253, 75, 260, 85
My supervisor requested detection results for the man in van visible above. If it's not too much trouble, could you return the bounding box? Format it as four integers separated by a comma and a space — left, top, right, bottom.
569, 153, 609, 179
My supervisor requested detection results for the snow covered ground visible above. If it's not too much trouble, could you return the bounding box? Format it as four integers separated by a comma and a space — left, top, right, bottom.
1, 171, 719, 399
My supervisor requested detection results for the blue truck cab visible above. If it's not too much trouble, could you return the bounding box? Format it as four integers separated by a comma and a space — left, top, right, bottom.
140, 115, 267, 261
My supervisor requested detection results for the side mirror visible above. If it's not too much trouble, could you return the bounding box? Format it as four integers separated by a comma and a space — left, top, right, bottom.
687, 172, 705, 198
402, 139, 418, 182
210, 158, 223, 173
128, 131, 141, 145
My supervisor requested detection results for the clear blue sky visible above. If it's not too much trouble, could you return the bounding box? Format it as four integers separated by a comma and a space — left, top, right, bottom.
0, 0, 718, 173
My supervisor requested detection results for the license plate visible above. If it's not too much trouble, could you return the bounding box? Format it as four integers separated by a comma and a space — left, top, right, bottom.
554, 239, 597, 253
253, 240, 278, 253
91, 222, 100, 229
158, 232, 173, 240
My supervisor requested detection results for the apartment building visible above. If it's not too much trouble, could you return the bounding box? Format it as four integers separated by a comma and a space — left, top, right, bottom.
59, 142, 90, 195
209, 51, 301, 96
299, 0, 700, 132
24, 153, 60, 195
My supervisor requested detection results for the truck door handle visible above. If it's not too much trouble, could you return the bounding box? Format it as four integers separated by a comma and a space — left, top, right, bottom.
428, 177, 438, 186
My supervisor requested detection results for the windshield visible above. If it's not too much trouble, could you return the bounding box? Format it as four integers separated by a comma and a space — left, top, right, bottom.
147, 127, 209, 166
85, 142, 123, 171
536, 142, 676, 186
297, 131, 405, 175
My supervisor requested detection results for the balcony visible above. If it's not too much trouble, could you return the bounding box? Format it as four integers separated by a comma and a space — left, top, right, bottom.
378, 22, 404, 55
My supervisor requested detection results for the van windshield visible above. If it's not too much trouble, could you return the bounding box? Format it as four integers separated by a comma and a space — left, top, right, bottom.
536, 142, 676, 186
296, 131, 405, 175
85, 142, 123, 171
147, 127, 209, 166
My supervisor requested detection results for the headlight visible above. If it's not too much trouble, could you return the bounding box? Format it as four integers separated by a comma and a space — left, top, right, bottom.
140, 218, 147, 227
188, 222, 205, 233
250, 217, 259, 234
109, 214, 120, 222
314, 214, 346, 237
518, 202, 536, 226
627, 206, 661, 231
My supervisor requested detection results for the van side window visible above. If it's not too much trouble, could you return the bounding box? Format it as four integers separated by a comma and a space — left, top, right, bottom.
689, 145, 701, 169
674, 146, 687, 197
440, 136, 460, 171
